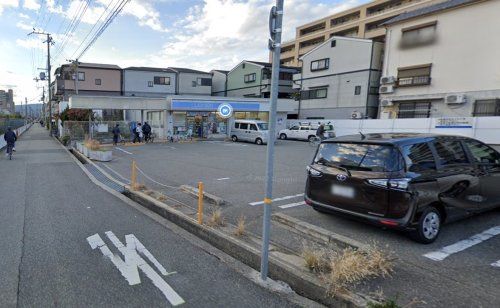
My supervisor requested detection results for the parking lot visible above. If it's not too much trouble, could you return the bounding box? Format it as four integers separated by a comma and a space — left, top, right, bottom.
96, 139, 500, 307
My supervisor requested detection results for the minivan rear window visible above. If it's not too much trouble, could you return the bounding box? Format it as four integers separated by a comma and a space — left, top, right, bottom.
314, 143, 403, 172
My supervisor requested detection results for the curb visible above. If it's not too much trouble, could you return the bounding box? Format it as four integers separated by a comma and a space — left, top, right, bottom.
124, 187, 374, 307
272, 213, 369, 250
180, 184, 225, 206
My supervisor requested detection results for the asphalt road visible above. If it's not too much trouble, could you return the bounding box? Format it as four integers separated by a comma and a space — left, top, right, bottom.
100, 138, 500, 307
0, 125, 302, 308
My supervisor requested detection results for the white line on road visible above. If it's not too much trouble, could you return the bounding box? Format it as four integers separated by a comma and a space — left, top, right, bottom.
492, 260, 500, 268
249, 193, 304, 206
217, 177, 230, 181
115, 147, 133, 155
279, 201, 306, 209
423, 226, 500, 261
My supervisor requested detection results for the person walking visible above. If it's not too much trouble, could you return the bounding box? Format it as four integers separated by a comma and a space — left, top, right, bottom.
134, 123, 143, 143
316, 123, 325, 140
112, 124, 121, 145
143, 122, 151, 142
4, 127, 17, 158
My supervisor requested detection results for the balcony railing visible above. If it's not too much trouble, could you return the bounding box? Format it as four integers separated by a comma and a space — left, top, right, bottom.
397, 76, 431, 87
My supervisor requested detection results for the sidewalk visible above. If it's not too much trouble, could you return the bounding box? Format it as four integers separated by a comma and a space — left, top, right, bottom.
0, 125, 301, 307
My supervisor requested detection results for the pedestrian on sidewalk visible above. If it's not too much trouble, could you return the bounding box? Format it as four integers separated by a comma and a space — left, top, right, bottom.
112, 124, 121, 145
4, 127, 17, 156
143, 122, 151, 142
134, 123, 143, 143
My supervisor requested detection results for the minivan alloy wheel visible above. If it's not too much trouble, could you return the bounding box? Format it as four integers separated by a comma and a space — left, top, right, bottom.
422, 212, 440, 240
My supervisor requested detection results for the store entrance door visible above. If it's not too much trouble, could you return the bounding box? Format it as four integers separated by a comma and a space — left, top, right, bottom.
185, 112, 228, 139
186, 115, 207, 138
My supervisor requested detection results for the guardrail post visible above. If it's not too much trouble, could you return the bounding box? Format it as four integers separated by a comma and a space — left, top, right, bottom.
131, 160, 137, 190
197, 182, 204, 224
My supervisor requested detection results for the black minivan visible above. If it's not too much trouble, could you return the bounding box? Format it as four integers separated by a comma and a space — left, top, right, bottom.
305, 133, 500, 243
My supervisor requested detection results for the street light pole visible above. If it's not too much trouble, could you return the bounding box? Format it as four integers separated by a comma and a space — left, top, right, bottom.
260, 0, 283, 281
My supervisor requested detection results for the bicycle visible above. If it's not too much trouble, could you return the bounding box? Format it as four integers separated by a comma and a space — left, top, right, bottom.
6, 143, 14, 160
145, 132, 156, 143
308, 135, 322, 147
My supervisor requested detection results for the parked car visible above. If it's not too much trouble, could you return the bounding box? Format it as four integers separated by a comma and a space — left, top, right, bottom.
305, 133, 500, 243
231, 120, 269, 145
279, 124, 335, 142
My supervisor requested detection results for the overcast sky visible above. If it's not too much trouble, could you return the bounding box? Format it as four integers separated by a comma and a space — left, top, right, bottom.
0, 0, 369, 105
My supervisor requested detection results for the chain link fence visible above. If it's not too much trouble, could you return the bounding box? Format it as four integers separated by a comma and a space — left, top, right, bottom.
61, 121, 133, 143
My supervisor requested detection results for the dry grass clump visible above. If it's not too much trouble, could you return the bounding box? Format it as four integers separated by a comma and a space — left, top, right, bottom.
233, 216, 246, 237
135, 183, 147, 191
323, 245, 394, 295
144, 190, 155, 196
207, 207, 225, 227
157, 194, 167, 202
301, 246, 329, 273
84, 139, 101, 150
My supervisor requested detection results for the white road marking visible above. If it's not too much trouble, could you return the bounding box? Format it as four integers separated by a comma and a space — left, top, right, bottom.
423, 226, 500, 261
87, 232, 185, 306
217, 177, 230, 181
115, 147, 133, 155
279, 201, 306, 209
492, 260, 500, 268
249, 193, 304, 206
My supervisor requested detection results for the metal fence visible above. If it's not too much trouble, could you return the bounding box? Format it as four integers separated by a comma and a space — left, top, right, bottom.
61, 121, 133, 143
0, 119, 25, 135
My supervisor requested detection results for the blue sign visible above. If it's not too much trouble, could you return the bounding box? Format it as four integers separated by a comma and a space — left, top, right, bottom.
171, 100, 260, 112
218, 103, 233, 118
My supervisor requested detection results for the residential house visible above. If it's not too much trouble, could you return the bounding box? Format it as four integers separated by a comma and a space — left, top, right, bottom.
295, 36, 383, 119
211, 70, 229, 96
123, 67, 176, 97
168, 67, 212, 96
225, 61, 300, 99
378, 0, 500, 118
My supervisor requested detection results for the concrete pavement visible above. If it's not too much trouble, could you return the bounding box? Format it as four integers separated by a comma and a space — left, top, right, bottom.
0, 125, 303, 307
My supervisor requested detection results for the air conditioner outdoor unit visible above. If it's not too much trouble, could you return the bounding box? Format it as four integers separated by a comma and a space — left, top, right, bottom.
380, 99, 393, 107
445, 94, 467, 104
351, 111, 363, 119
379, 85, 395, 94
380, 76, 396, 85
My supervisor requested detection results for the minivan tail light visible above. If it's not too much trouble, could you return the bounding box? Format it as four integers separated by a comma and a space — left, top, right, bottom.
306, 166, 322, 177
367, 178, 410, 190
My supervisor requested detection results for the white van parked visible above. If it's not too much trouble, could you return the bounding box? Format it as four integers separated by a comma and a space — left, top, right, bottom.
279, 123, 335, 142
231, 120, 269, 145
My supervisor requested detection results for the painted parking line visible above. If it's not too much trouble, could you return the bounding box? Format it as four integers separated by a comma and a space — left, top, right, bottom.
279, 201, 306, 209
423, 226, 500, 261
115, 147, 133, 155
217, 177, 230, 181
249, 193, 304, 206
492, 260, 500, 268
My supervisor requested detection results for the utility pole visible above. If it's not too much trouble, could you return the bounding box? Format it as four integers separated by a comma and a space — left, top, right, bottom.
25, 97, 28, 124
260, 0, 283, 281
29, 30, 54, 136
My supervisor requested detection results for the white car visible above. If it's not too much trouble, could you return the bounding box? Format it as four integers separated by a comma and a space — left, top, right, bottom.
279, 124, 335, 142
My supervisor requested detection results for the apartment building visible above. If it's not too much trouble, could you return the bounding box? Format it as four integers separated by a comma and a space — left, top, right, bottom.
278, 0, 442, 67
0, 89, 15, 114
225, 61, 300, 99
295, 36, 383, 119
378, 0, 500, 119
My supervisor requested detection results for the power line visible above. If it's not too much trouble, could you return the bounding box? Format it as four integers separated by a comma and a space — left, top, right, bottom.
76, 0, 130, 59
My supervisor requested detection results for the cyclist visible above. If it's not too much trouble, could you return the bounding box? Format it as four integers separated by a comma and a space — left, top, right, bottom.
316, 123, 325, 141
4, 127, 17, 157
143, 122, 152, 142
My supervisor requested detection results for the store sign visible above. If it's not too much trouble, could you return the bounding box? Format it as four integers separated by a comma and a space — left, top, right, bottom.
171, 100, 260, 112
217, 103, 233, 118
435, 117, 473, 128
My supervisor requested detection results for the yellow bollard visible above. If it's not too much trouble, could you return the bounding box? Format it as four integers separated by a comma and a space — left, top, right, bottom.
197, 182, 204, 224
131, 160, 137, 190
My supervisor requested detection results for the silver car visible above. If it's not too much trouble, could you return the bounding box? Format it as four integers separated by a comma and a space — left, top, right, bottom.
231, 120, 269, 145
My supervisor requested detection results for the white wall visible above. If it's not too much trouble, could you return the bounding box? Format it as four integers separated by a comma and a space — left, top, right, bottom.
0, 123, 32, 150
287, 117, 500, 145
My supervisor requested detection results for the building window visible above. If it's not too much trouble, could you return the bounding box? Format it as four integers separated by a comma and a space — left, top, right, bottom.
310, 58, 329, 72
401, 21, 437, 48
148, 81, 153, 87
95, 79, 101, 85
369, 86, 379, 95
154, 76, 170, 85
300, 88, 328, 100
78, 72, 85, 81
331, 40, 336, 48
397, 102, 431, 118
473, 99, 500, 117
197, 77, 212, 86
354, 86, 361, 95
397, 64, 431, 87
244, 73, 256, 83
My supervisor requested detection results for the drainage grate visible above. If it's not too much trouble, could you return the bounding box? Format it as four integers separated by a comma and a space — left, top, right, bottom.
84, 163, 125, 193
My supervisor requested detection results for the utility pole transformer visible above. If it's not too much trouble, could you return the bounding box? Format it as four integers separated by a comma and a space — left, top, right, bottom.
260, 0, 283, 281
